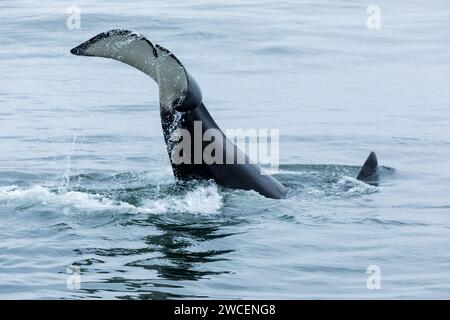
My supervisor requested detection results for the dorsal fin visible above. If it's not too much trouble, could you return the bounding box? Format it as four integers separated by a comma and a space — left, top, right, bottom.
356, 151, 379, 184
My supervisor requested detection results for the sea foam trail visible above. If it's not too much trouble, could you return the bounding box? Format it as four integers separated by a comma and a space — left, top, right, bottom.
0, 184, 223, 215
142, 184, 223, 214
336, 176, 381, 194
0, 185, 139, 213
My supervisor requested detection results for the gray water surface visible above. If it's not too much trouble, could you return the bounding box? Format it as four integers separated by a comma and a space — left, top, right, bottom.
0, 0, 449, 299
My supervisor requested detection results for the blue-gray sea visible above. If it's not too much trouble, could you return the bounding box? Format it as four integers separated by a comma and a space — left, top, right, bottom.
0, 0, 449, 299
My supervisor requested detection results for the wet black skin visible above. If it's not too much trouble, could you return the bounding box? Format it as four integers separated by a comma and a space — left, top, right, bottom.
356, 151, 379, 185
160, 101, 288, 199
70, 30, 378, 199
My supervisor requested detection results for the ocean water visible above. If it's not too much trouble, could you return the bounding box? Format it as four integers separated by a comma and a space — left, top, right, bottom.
0, 0, 449, 299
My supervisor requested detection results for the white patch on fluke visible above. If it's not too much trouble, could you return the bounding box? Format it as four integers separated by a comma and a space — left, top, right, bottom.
77, 31, 188, 110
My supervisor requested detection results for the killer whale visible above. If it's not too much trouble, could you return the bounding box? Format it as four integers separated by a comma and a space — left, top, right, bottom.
70, 30, 287, 199
70, 30, 380, 198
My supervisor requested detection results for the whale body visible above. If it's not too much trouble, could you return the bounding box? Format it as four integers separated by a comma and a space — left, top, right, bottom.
71, 30, 287, 199
71, 30, 380, 198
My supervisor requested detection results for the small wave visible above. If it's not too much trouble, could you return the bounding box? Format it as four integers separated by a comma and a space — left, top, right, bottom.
142, 184, 223, 215
275, 169, 312, 176
0, 183, 223, 216
335, 176, 380, 194
0, 185, 139, 213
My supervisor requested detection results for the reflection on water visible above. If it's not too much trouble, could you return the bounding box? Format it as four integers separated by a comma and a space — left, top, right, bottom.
47, 164, 392, 299
71, 214, 241, 298
132, 220, 235, 281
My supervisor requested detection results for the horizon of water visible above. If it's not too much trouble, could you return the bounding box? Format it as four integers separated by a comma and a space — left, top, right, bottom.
0, 0, 449, 299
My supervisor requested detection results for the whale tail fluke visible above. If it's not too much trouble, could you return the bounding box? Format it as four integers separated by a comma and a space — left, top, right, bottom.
356, 151, 379, 185
70, 30, 288, 199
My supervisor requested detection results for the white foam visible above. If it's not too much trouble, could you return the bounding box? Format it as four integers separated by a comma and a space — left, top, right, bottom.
0, 185, 142, 214
0, 183, 223, 215
142, 184, 223, 214
336, 176, 381, 194
275, 169, 309, 176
